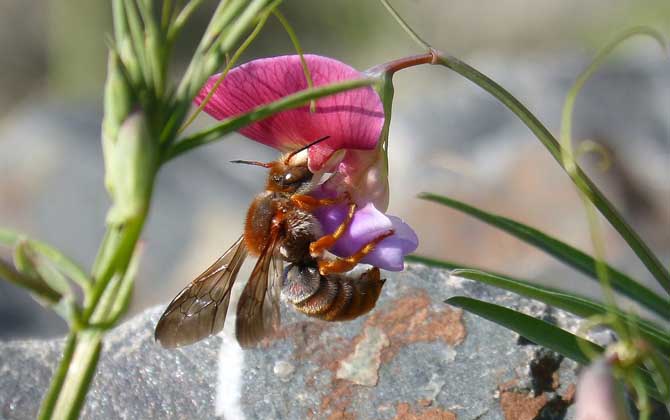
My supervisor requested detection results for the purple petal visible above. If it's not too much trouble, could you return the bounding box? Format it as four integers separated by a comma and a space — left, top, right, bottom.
314, 202, 418, 271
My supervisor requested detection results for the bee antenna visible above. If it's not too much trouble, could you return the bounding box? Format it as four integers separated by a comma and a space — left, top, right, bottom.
285, 135, 331, 163
230, 160, 273, 168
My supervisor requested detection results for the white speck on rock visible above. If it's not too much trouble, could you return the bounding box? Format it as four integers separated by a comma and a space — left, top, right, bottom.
273, 360, 295, 381
422, 373, 446, 401
336, 326, 389, 386
443, 346, 458, 362
446, 272, 468, 289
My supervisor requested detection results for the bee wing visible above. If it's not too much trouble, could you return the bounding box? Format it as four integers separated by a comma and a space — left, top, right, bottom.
155, 235, 248, 348
265, 247, 283, 332
235, 228, 282, 347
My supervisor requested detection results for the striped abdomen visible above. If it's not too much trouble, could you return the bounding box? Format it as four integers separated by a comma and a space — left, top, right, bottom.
281, 264, 385, 321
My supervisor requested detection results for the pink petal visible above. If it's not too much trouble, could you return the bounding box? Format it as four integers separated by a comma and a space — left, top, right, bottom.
195, 55, 384, 171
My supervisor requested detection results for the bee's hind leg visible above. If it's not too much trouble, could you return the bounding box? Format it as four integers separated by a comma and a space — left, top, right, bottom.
317, 229, 394, 275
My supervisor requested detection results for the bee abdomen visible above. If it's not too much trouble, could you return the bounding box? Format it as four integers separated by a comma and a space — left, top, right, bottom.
324, 268, 385, 321
292, 275, 340, 316
283, 267, 385, 321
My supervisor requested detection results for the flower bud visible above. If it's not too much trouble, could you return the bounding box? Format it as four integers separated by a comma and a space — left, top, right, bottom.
105, 110, 158, 224
102, 51, 133, 144
102, 50, 134, 195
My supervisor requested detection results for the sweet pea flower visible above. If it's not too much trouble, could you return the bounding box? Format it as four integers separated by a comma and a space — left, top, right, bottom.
195, 54, 418, 271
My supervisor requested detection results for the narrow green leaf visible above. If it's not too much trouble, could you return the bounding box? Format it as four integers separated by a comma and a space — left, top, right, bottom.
0, 228, 91, 291
454, 269, 670, 352
406, 255, 462, 270
447, 295, 600, 363
446, 296, 664, 401
0, 257, 61, 305
420, 193, 670, 319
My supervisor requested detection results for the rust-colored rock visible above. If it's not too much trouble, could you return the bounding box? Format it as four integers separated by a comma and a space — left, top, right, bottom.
364, 290, 466, 363
500, 391, 549, 420
393, 402, 457, 420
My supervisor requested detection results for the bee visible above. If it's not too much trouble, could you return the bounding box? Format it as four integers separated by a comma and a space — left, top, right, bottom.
155, 136, 393, 348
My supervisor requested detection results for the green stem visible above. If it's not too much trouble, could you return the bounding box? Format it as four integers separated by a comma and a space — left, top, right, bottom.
49, 331, 103, 420
273, 9, 316, 112
40, 204, 150, 418
559, 27, 668, 300
85, 207, 149, 320
376, 0, 669, 294
37, 333, 77, 420
433, 51, 670, 295
377, 0, 431, 50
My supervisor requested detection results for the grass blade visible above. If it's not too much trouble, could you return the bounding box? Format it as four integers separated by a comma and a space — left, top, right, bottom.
453, 269, 670, 352
447, 295, 601, 363
446, 296, 664, 401
419, 193, 670, 319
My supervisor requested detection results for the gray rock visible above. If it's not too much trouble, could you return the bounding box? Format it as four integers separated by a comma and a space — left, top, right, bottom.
0, 264, 582, 420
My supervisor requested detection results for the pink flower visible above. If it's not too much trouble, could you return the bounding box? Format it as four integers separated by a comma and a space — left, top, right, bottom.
196, 54, 418, 271
194, 54, 384, 173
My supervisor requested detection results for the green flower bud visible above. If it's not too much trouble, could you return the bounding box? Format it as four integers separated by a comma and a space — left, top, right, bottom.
102, 50, 133, 194
106, 110, 158, 225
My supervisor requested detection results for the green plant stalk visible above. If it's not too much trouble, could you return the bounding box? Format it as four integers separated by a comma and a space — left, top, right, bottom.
559, 26, 667, 309
40, 204, 150, 420
556, 30, 669, 402
37, 333, 77, 420
49, 331, 103, 420
376, 0, 669, 295
433, 52, 670, 294
273, 9, 316, 112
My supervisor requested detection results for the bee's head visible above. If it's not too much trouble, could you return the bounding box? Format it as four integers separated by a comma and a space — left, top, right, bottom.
266, 157, 313, 193
231, 135, 329, 194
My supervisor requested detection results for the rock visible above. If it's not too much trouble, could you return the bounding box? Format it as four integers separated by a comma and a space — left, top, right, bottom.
0, 264, 583, 420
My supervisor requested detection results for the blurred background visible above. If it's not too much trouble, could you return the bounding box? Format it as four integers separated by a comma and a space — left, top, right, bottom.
0, 0, 668, 339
